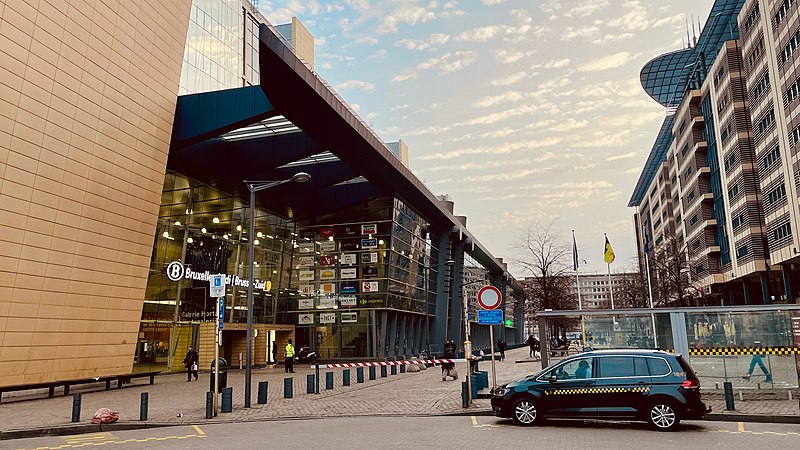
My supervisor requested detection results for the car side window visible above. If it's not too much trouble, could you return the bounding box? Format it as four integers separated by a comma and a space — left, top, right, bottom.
646, 357, 671, 376
597, 356, 635, 378
549, 357, 593, 380
633, 357, 649, 376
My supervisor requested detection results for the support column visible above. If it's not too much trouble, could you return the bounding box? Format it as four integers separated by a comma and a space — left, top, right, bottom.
388, 312, 398, 358
432, 230, 451, 353
742, 280, 750, 305
670, 312, 689, 358
783, 265, 796, 304
760, 272, 771, 304
448, 238, 466, 347
377, 311, 388, 359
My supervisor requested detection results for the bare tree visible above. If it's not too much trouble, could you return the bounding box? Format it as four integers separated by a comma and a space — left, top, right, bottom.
514, 220, 578, 339
646, 236, 705, 307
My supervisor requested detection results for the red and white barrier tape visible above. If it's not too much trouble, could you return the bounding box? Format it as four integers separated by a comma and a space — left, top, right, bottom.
312, 359, 466, 369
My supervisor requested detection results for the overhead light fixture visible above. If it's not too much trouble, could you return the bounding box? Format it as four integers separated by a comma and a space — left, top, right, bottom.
201, 227, 207, 234
187, 237, 194, 244
223, 234, 229, 240
378, 239, 385, 245
213, 217, 220, 224
253, 239, 260, 245
174, 221, 181, 226
237, 225, 242, 231
162, 231, 169, 238
257, 231, 263, 238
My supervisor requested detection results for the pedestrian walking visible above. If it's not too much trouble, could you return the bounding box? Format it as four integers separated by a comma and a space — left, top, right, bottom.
183, 346, 198, 382
742, 328, 771, 382
285, 339, 295, 373
527, 334, 539, 358
497, 339, 506, 361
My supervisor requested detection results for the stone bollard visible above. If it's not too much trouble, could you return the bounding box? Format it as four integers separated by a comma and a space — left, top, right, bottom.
326, 372, 334, 390
391, 365, 397, 375
307, 374, 315, 394
380, 365, 388, 378
357, 367, 365, 383
343, 369, 351, 386
258, 381, 268, 404
369, 366, 376, 380
221, 387, 233, 413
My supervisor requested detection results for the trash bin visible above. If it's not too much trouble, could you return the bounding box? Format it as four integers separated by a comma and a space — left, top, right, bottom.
210, 357, 228, 391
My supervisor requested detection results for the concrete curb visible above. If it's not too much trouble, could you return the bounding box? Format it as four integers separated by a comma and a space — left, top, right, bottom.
3, 409, 798, 440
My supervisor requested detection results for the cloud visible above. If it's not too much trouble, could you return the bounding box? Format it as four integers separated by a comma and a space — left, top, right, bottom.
491, 71, 528, 86
606, 151, 638, 161
379, 3, 437, 33
496, 49, 525, 64
473, 91, 524, 108
481, 0, 508, 5
544, 58, 570, 68
335, 80, 376, 92
455, 25, 507, 42
579, 51, 634, 71
395, 33, 450, 50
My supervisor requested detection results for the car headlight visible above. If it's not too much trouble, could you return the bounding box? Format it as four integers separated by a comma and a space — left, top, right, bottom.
493, 387, 508, 396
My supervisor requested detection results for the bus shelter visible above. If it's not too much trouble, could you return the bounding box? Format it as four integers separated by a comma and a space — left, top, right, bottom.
535, 305, 800, 391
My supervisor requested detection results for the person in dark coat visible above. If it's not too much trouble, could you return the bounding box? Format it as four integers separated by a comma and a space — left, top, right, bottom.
183, 346, 198, 382
527, 335, 539, 358
497, 339, 506, 360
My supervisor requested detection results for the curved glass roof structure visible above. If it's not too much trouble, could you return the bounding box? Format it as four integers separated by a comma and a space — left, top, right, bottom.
640, 0, 743, 108
631, 0, 745, 207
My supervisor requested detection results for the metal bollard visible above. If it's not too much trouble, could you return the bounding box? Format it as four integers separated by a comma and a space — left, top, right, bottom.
315, 364, 320, 394
258, 381, 268, 404
326, 372, 334, 390
369, 366, 376, 380
221, 387, 233, 413
461, 381, 469, 408
206, 391, 214, 419
284, 377, 293, 398
723, 381, 735, 411
343, 369, 351, 386
357, 367, 364, 383
380, 365, 387, 378
140, 392, 148, 421
71, 393, 81, 423
400, 364, 406, 373
391, 365, 397, 375
307, 374, 315, 394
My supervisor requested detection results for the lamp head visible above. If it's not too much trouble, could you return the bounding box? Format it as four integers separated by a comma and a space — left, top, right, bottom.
291, 172, 311, 183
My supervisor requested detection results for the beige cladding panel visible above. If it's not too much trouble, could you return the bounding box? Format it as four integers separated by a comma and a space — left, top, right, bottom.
0, 0, 192, 385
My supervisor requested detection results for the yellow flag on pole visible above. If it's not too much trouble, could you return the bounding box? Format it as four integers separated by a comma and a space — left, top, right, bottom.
603, 235, 615, 264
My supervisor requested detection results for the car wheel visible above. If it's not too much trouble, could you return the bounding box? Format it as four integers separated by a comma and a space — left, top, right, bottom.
511, 397, 540, 426
648, 401, 680, 431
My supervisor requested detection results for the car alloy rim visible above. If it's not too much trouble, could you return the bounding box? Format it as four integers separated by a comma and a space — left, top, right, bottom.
515, 401, 537, 424
651, 404, 675, 428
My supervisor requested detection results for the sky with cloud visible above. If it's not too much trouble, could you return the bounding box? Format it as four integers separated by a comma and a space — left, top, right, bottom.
257, 0, 715, 277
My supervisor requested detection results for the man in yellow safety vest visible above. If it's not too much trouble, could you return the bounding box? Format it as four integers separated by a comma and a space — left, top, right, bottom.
285, 339, 295, 373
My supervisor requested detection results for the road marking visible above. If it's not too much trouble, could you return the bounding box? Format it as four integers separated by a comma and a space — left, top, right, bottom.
738, 422, 745, 432
471, 416, 478, 427
192, 425, 206, 436
19, 431, 208, 449
63, 433, 116, 444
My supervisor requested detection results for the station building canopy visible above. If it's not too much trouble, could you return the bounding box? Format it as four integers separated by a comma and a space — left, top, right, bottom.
168, 23, 505, 275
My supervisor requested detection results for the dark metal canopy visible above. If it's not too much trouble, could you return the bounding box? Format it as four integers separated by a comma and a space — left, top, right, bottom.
166, 23, 507, 276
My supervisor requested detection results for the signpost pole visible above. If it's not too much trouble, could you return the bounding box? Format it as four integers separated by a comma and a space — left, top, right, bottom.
489, 324, 496, 390
214, 297, 220, 416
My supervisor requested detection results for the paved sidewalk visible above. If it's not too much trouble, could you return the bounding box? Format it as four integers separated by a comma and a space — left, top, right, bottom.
0, 348, 797, 437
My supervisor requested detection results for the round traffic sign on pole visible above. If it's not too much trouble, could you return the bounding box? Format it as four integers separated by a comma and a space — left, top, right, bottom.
477, 285, 502, 310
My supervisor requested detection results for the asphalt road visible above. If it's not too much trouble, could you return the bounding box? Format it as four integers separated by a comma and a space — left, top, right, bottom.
4, 416, 800, 449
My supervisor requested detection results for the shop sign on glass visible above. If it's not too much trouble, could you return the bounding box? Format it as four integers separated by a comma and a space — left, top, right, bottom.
298, 298, 313, 309
362, 281, 379, 293
361, 224, 377, 235
320, 240, 336, 252
341, 281, 358, 294
339, 296, 357, 308
319, 268, 336, 280
319, 313, 336, 324
299, 270, 314, 281
341, 312, 358, 323
341, 253, 357, 265
361, 238, 378, 249
361, 253, 378, 263
318, 296, 337, 309
298, 256, 315, 267
319, 255, 336, 266
340, 268, 357, 279
298, 313, 314, 325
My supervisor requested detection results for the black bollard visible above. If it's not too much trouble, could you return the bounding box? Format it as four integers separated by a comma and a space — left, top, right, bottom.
369, 366, 376, 380
357, 367, 364, 383
380, 365, 388, 378
71, 393, 81, 423
307, 374, 315, 394
461, 381, 469, 408
221, 387, 233, 413
206, 391, 214, 419
326, 372, 333, 390
391, 365, 397, 375
724, 381, 735, 411
258, 381, 268, 404
284, 377, 293, 398
315, 364, 320, 394
343, 369, 351, 386
140, 392, 148, 421
400, 364, 406, 373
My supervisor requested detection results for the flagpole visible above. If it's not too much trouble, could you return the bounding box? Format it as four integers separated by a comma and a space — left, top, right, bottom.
607, 262, 615, 310
573, 230, 586, 349
644, 243, 658, 348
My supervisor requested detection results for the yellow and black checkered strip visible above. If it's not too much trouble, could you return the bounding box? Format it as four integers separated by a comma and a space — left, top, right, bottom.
544, 386, 651, 396
687, 347, 800, 356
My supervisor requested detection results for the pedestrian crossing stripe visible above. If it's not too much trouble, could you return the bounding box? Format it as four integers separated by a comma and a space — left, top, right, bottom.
544, 386, 651, 395
663, 347, 799, 356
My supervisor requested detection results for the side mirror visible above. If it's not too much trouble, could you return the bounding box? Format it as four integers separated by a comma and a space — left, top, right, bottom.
548, 375, 558, 384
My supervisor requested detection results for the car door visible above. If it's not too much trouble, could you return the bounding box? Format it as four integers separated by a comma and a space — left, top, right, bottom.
593, 355, 650, 417
537, 357, 597, 416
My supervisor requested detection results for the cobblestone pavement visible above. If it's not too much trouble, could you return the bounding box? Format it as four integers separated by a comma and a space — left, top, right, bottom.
0, 348, 796, 435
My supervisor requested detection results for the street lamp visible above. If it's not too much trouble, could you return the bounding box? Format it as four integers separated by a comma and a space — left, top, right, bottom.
243, 172, 310, 408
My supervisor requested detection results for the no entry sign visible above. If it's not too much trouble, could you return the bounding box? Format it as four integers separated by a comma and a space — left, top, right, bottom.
477, 285, 502, 310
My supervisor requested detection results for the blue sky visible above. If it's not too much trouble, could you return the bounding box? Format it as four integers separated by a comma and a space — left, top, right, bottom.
258, 0, 715, 277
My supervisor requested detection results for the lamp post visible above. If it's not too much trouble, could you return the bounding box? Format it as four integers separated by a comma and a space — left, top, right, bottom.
243, 172, 310, 408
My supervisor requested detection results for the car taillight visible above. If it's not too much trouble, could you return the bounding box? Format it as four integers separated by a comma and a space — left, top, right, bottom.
681, 379, 700, 389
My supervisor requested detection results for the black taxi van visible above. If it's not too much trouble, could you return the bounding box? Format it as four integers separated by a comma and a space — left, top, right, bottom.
491, 350, 709, 431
